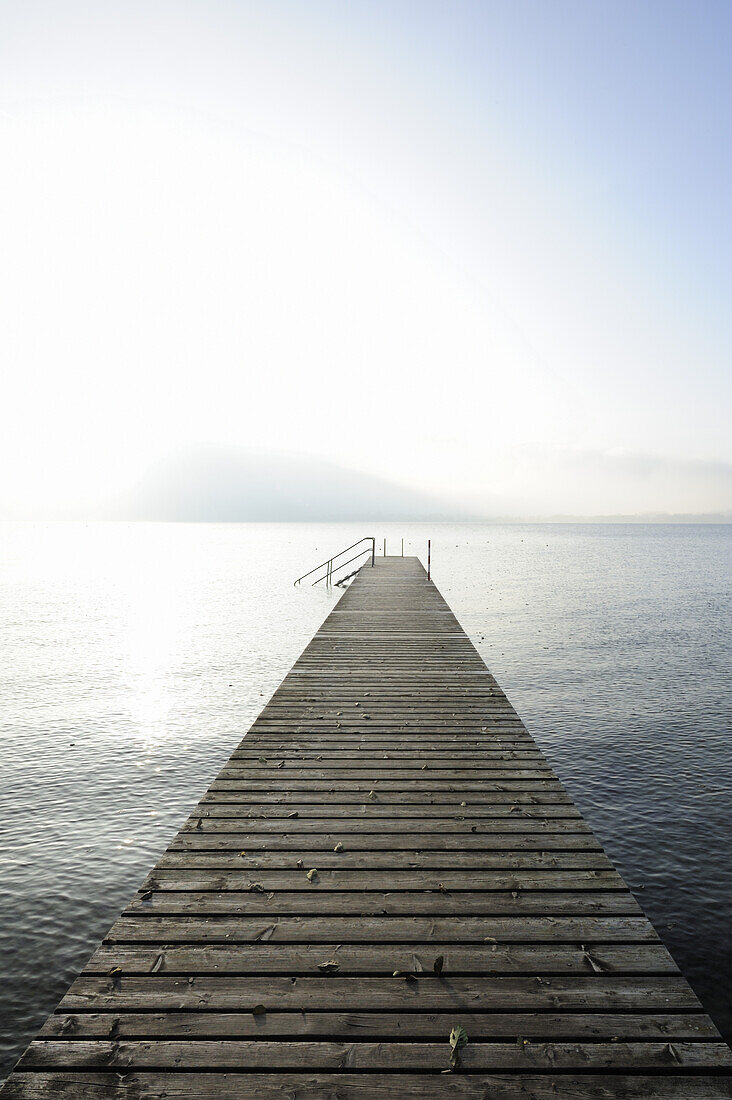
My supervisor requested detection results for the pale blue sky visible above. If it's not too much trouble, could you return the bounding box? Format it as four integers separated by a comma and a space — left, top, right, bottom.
1, 1, 730, 516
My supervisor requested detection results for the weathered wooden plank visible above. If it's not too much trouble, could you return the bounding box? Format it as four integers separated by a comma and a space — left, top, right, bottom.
197, 792, 572, 809
230, 751, 544, 761
170, 834, 596, 853
59, 975, 703, 1012
242, 697, 516, 708
157, 851, 610, 870
209, 779, 567, 791
19, 1039, 732, 1071
253, 715, 523, 721
105, 915, 661, 944
255, 703, 516, 708
248, 736, 533, 744
251, 719, 527, 727
184, 808, 585, 827
39, 1011, 717, 1042
197, 792, 578, 808
255, 715, 517, 721
85, 942, 679, 975
4, 1072, 730, 1098
139, 869, 625, 890
231, 752, 542, 761
250, 712, 526, 721
252, 709, 523, 717
176, 816, 588, 834
122, 887, 642, 913
123, 891, 640, 916
254, 701, 517, 707
240, 710, 523, 719
215, 768, 557, 780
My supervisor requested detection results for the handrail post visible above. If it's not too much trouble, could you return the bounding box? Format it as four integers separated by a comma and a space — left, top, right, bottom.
371, 537, 375, 566
427, 539, 431, 581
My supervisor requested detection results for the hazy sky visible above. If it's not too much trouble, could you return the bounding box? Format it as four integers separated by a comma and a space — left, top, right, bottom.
1, 0, 730, 518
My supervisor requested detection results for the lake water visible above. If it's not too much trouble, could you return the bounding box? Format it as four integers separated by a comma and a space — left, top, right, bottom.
1, 520, 730, 1077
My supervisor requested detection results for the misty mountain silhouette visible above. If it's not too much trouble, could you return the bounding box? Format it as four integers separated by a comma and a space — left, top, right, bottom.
103, 446, 458, 521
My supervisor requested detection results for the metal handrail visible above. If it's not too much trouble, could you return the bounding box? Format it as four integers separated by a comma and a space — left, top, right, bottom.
294, 536, 375, 587
313, 546, 373, 586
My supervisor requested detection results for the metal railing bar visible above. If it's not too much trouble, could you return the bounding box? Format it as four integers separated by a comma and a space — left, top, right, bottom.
294, 537, 375, 587
311, 547, 374, 586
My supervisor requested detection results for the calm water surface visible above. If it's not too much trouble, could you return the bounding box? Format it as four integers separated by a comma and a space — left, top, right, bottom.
1, 521, 730, 1076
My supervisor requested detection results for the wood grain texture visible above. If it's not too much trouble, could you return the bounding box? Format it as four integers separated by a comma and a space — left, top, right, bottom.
3, 1072, 731, 1099
2, 556, 729, 1098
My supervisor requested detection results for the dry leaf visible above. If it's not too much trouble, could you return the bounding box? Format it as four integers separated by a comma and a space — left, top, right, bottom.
253, 924, 277, 942
582, 947, 605, 973
449, 1024, 468, 1070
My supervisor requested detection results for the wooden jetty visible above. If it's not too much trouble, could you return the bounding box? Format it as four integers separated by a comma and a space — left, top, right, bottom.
2, 556, 730, 1097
